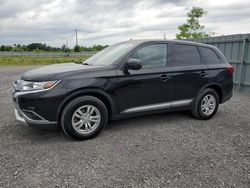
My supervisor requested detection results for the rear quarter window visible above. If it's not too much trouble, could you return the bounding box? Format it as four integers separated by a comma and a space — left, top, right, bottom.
200, 47, 221, 65
174, 44, 201, 66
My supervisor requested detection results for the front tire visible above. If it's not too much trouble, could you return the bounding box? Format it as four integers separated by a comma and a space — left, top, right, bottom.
61, 96, 108, 140
191, 88, 219, 120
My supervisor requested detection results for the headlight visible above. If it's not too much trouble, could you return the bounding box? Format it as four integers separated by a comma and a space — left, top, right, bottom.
19, 80, 60, 91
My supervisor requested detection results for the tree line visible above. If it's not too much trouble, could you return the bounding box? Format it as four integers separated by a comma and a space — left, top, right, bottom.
0, 43, 108, 52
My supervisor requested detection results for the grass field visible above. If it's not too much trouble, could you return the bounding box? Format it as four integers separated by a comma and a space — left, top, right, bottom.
0, 56, 89, 66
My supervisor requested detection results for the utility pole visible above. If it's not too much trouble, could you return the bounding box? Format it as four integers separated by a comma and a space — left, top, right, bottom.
163, 33, 166, 39
75, 29, 78, 46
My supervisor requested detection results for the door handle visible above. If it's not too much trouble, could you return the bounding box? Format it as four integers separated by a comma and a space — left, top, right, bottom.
200, 71, 208, 78
160, 74, 169, 82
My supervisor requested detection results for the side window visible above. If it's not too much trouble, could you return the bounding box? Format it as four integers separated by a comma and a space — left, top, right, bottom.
129, 44, 167, 68
200, 47, 221, 64
174, 44, 201, 66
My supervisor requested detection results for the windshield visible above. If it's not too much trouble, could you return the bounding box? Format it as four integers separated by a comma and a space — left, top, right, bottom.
83, 42, 137, 66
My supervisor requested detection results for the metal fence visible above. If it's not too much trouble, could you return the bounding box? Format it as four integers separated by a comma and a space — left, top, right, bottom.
188, 33, 250, 92
0, 51, 96, 57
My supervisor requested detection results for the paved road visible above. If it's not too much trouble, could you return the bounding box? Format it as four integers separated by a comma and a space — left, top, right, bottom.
0, 66, 250, 187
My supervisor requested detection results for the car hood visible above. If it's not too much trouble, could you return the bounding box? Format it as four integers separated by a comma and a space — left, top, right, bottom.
21, 62, 110, 81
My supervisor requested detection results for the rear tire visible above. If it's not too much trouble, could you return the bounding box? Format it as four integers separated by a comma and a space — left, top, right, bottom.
61, 96, 108, 140
191, 88, 219, 120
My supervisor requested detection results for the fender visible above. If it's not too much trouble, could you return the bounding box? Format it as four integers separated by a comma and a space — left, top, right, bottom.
197, 82, 224, 102
56, 88, 115, 121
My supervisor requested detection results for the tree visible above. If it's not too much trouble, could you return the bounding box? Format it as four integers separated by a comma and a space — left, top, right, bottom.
176, 7, 213, 39
0, 45, 13, 51
61, 44, 68, 52
74, 45, 81, 52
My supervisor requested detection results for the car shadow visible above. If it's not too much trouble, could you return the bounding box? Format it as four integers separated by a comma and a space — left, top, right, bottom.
106, 110, 193, 130
14, 110, 195, 142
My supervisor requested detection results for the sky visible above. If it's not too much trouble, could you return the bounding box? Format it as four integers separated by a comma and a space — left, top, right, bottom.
0, 0, 250, 47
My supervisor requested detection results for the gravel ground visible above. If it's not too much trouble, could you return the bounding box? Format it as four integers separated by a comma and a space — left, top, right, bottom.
0, 66, 250, 188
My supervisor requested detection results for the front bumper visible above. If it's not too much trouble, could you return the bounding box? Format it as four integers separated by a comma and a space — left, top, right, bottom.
14, 108, 27, 125
13, 91, 58, 129
14, 101, 58, 129
14, 108, 58, 129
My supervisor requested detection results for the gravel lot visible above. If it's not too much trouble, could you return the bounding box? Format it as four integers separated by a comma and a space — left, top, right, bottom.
0, 66, 250, 187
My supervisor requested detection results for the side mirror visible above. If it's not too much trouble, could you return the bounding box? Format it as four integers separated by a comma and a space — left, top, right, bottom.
124, 58, 142, 70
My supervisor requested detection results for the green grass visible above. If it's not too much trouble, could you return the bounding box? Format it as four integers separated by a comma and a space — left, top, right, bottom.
0, 56, 89, 66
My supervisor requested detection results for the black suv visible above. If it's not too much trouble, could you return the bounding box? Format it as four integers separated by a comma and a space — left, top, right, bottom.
13, 40, 234, 140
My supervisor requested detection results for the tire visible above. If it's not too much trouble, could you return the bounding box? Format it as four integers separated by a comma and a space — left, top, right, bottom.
61, 96, 108, 140
191, 88, 219, 120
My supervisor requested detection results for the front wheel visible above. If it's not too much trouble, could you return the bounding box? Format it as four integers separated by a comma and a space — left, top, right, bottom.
191, 88, 219, 120
61, 96, 108, 140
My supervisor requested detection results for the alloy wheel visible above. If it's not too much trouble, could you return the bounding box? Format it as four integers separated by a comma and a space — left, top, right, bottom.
71, 105, 101, 134
201, 94, 216, 116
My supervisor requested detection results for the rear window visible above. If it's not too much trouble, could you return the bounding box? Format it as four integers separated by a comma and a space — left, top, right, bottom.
200, 47, 221, 64
174, 44, 201, 66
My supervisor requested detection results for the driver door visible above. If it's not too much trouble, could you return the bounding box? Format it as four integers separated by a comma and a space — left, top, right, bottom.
115, 43, 172, 114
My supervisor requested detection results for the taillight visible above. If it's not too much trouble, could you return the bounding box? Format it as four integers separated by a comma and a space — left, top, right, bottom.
226, 65, 234, 75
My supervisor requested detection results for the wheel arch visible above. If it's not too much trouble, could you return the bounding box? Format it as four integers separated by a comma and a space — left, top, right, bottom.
57, 89, 115, 123
199, 83, 224, 103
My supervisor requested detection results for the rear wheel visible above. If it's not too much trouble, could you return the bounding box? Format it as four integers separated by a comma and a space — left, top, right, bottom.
61, 96, 108, 140
191, 88, 219, 120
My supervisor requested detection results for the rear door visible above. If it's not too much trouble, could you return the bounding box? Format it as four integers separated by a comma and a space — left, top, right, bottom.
170, 43, 208, 101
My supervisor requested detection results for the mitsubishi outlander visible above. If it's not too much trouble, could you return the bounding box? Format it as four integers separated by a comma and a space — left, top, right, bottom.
13, 40, 234, 140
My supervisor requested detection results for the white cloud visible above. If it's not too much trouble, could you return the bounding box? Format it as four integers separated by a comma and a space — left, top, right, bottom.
0, 0, 250, 47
